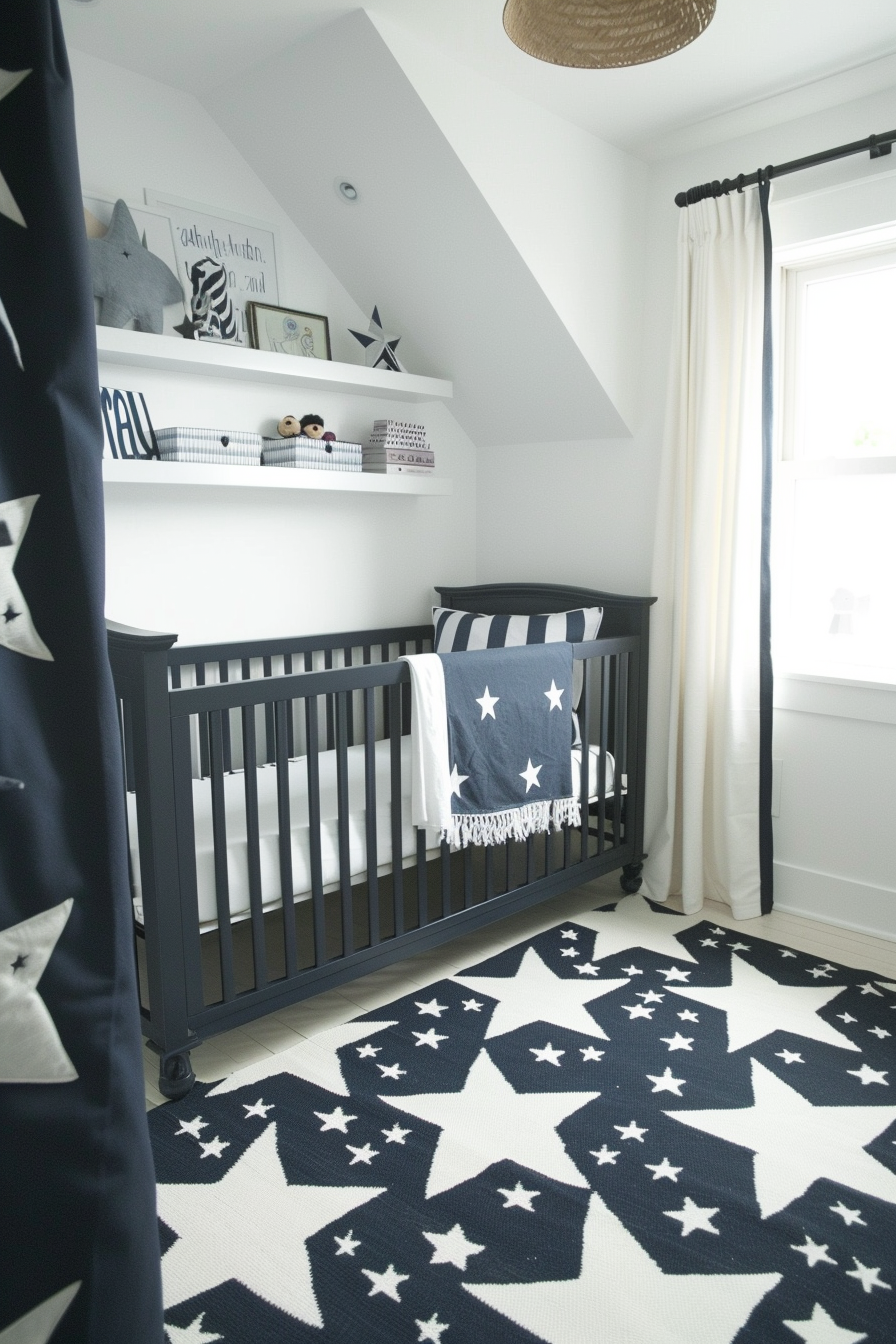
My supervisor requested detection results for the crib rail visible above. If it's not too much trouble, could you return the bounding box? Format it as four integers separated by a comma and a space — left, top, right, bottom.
108, 606, 650, 1098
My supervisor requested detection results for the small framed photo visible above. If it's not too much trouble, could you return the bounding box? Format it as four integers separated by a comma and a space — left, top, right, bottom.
246, 303, 332, 361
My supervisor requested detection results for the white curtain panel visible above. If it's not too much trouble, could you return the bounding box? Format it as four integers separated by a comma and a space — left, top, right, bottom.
642, 189, 766, 919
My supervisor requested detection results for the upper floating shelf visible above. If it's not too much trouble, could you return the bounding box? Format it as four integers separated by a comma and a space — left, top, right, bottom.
94, 328, 453, 403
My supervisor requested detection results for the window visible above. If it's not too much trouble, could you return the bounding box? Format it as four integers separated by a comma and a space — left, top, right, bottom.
774, 232, 896, 684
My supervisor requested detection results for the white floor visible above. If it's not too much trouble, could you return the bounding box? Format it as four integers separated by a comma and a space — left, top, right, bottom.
143, 875, 896, 1109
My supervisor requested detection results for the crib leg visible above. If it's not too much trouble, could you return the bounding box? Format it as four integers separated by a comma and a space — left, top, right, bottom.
620, 861, 644, 895
158, 1048, 196, 1101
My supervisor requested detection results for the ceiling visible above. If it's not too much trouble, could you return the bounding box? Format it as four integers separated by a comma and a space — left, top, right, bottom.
61, 0, 896, 160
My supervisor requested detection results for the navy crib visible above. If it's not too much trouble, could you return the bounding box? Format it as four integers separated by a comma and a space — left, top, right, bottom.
107, 582, 655, 1099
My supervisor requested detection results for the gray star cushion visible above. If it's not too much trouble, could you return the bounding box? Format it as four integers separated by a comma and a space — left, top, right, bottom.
89, 199, 183, 334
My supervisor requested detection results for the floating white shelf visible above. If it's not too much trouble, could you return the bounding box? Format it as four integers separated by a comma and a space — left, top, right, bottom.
102, 459, 452, 496
95, 327, 453, 403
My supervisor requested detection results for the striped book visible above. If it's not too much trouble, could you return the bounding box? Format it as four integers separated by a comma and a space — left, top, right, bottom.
362, 462, 434, 475
363, 448, 435, 466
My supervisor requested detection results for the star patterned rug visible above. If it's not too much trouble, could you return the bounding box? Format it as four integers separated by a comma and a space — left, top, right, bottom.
147, 894, 896, 1344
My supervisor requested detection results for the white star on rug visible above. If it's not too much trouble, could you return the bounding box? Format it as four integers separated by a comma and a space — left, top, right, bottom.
869, 1026, 891, 1039
658, 966, 692, 983
158, 1124, 385, 1326
462, 998, 482, 1011
315, 1106, 357, 1133
497, 1181, 540, 1210
574, 962, 599, 976
845, 1259, 891, 1293
423, 1223, 485, 1270
664, 1196, 719, 1236
638, 990, 665, 1003
646, 1067, 686, 1096
0, 898, 76, 1082
243, 1099, 274, 1119
174, 1116, 208, 1139
415, 998, 448, 1017
782, 1302, 868, 1343
614, 1120, 647, 1141
346, 1142, 379, 1165
464, 1190, 779, 1343
0, 1283, 79, 1344
453, 946, 627, 1041
381, 1048, 597, 1198
530, 1042, 565, 1066
837, 1013, 857, 1025
645, 1157, 681, 1181
0, 496, 54, 660
779, 949, 798, 959
334, 1229, 361, 1256
846, 1064, 888, 1086
199, 1137, 229, 1160
378, 1062, 406, 1080
668, 1057, 896, 1217
415, 1313, 450, 1343
660, 1032, 693, 1051
776, 1050, 804, 1065
382, 1123, 411, 1144
208, 1020, 396, 1099
666, 954, 859, 1054
830, 1202, 866, 1227
580, 1046, 604, 1061
790, 1236, 837, 1268
591, 1144, 619, 1165
164, 1314, 222, 1343
807, 966, 832, 979
414, 1028, 448, 1049
859, 983, 883, 996
729, 942, 751, 952
560, 948, 578, 958
476, 686, 499, 720
362, 1264, 409, 1302
449, 764, 469, 798
519, 758, 543, 793
0, 68, 29, 228
571, 894, 702, 965
357, 1043, 381, 1057
621, 1003, 654, 1020
544, 680, 564, 711
700, 938, 719, 947
561, 929, 578, 940
678, 1010, 699, 1022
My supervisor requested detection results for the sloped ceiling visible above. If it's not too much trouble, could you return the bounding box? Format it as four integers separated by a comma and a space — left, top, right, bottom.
205, 11, 630, 446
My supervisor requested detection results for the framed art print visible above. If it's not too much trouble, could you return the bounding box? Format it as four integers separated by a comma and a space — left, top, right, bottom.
247, 303, 332, 360
144, 190, 279, 346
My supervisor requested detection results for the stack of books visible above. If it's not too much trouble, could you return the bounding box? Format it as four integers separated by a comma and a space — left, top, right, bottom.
363, 419, 434, 475
262, 438, 362, 473
155, 427, 262, 465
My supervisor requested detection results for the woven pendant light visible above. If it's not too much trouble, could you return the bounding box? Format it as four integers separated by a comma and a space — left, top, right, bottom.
503, 0, 717, 69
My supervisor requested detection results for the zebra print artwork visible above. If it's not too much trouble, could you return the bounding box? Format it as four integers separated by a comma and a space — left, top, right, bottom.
188, 256, 238, 342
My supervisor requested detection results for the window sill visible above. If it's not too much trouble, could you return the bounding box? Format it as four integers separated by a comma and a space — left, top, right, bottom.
774, 670, 896, 725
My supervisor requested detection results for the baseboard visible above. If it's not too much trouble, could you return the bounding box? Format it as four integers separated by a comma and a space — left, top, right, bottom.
773, 861, 896, 944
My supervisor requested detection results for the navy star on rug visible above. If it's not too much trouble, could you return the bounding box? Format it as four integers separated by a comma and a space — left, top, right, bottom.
147, 895, 896, 1344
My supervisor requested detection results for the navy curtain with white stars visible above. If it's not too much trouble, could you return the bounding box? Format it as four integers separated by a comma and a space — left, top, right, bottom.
0, 3, 163, 1341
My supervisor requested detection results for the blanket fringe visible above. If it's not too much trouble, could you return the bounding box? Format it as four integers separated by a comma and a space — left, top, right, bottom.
444, 797, 581, 849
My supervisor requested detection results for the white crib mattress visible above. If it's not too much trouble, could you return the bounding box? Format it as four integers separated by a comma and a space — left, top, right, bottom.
128, 737, 614, 929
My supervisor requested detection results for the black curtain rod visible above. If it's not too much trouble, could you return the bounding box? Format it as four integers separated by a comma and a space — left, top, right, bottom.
675, 128, 896, 207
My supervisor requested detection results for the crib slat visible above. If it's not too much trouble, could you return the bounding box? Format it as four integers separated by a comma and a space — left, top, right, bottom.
416, 829, 428, 927
440, 840, 451, 918
597, 656, 610, 854
305, 696, 326, 968
388, 683, 404, 936
563, 823, 571, 869
196, 665, 210, 777
579, 653, 592, 864
218, 661, 233, 773
485, 845, 495, 900
274, 699, 298, 978
263, 656, 275, 764
324, 649, 335, 751
343, 648, 355, 746
209, 711, 236, 1003
241, 705, 267, 990
613, 653, 624, 849
171, 713, 205, 1015
363, 687, 380, 946
335, 692, 354, 957
463, 845, 474, 907
525, 834, 535, 884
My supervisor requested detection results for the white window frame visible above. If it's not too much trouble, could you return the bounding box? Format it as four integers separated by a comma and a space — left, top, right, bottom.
773, 222, 896, 690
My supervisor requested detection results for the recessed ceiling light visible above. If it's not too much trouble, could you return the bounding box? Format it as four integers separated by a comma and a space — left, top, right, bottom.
336, 179, 359, 203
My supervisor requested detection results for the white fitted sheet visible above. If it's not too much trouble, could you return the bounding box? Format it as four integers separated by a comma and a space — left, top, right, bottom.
128, 737, 615, 929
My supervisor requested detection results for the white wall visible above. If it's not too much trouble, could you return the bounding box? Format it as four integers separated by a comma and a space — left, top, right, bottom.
70, 49, 478, 644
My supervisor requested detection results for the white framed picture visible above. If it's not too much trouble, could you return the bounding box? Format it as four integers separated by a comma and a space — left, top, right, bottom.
144, 190, 279, 346
82, 192, 185, 336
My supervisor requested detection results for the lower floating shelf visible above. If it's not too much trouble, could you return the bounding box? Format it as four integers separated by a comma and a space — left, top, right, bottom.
101, 459, 452, 496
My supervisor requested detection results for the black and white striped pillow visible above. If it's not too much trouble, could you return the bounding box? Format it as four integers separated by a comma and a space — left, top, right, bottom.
432, 606, 604, 746
432, 606, 603, 653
